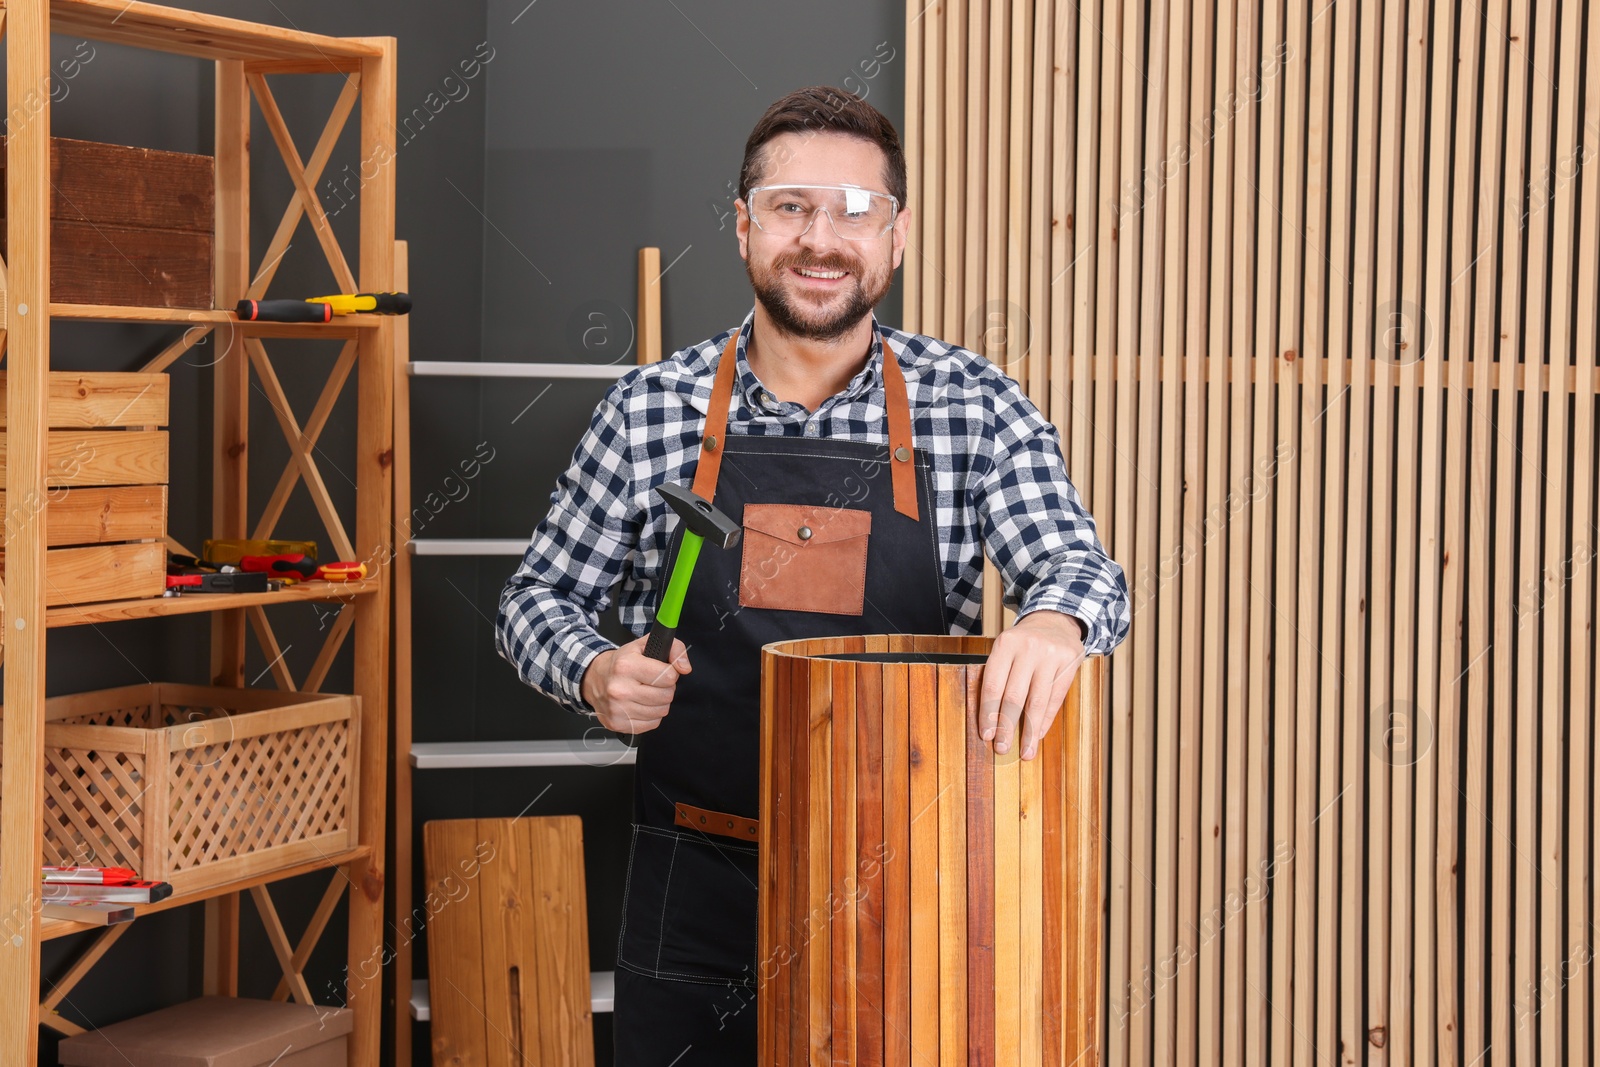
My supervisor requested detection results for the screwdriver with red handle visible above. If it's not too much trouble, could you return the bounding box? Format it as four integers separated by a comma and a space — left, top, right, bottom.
239, 554, 367, 582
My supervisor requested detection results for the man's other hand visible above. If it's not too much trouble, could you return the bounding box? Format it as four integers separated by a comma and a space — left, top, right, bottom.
582, 636, 693, 734
978, 610, 1087, 760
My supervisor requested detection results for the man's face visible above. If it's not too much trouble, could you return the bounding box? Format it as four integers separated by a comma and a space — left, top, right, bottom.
736, 131, 911, 342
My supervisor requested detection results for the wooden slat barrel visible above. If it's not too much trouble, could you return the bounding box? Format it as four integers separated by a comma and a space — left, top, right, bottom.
758, 634, 1104, 1066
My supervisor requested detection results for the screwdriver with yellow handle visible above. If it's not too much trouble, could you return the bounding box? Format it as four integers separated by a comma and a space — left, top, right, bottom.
235, 292, 411, 323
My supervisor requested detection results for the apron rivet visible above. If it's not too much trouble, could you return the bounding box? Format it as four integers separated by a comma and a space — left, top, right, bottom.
705, 434, 718, 452
894, 445, 911, 462
797, 526, 812, 540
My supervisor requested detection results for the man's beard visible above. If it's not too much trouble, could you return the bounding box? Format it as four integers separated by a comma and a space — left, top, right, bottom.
746, 249, 893, 343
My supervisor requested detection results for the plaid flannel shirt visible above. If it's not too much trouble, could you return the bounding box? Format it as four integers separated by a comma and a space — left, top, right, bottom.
496, 310, 1130, 714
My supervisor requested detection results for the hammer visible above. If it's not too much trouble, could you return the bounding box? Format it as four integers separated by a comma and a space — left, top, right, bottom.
645, 482, 742, 662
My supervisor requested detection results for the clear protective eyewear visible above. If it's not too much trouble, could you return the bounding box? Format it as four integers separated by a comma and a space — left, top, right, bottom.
747, 183, 900, 242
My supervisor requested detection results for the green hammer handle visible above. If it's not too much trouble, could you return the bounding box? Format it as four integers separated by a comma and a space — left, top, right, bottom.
645, 529, 704, 661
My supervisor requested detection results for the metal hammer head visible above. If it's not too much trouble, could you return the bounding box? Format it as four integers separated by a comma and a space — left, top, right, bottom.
655, 482, 742, 549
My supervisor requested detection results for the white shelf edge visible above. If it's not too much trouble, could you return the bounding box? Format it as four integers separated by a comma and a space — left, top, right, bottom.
409, 361, 634, 379
410, 738, 638, 769
411, 972, 614, 1021
408, 538, 528, 556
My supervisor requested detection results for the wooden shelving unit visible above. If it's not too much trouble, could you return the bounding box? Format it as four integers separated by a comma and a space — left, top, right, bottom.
0, 2, 395, 1063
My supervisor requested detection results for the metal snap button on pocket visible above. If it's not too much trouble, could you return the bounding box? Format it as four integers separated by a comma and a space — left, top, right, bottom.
797, 526, 813, 541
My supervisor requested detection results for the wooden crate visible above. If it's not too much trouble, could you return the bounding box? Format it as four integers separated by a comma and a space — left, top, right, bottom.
0, 371, 169, 604
758, 635, 1104, 1067
0, 684, 360, 892
0, 136, 214, 308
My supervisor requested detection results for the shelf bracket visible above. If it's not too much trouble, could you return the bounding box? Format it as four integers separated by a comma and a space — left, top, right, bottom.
245, 73, 363, 299
39, 923, 132, 1035
246, 337, 359, 561
249, 883, 323, 1006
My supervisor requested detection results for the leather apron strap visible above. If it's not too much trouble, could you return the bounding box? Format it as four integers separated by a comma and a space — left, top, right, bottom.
690, 327, 920, 522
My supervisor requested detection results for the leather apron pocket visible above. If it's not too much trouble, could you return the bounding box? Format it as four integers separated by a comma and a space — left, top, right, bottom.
738, 502, 871, 615
616, 824, 759, 985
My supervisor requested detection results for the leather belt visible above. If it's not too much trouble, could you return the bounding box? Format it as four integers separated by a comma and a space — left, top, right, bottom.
674, 802, 760, 844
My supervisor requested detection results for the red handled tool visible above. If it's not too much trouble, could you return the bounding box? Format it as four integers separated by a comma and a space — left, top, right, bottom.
239, 554, 367, 583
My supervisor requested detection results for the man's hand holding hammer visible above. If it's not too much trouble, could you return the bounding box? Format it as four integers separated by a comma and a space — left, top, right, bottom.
581, 638, 693, 735
582, 482, 740, 734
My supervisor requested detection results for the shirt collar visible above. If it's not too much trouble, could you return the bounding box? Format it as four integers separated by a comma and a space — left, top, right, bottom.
733, 308, 890, 411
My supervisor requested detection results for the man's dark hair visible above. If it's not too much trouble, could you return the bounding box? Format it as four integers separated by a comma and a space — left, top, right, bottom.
738, 87, 908, 208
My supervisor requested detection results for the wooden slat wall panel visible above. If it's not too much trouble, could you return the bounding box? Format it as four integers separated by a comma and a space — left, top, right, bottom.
903, 1, 1600, 1063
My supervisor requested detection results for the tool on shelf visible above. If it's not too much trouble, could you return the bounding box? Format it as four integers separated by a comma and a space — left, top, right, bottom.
234, 291, 411, 323
239, 554, 367, 583
203, 538, 318, 565
644, 483, 740, 662
42, 865, 140, 886
165, 572, 273, 594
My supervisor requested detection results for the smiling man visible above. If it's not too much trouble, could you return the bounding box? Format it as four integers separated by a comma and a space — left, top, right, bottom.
496, 87, 1129, 1065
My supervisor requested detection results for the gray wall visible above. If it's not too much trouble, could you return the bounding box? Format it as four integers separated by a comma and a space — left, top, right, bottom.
9, 2, 902, 1063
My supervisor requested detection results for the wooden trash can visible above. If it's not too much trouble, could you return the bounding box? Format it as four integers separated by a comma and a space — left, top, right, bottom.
758, 634, 1103, 1066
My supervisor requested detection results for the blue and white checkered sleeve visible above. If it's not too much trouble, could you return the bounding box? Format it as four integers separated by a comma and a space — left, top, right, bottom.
496, 380, 643, 714
972, 377, 1131, 656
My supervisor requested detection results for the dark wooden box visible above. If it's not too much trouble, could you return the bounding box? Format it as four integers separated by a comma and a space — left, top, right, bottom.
0, 136, 213, 309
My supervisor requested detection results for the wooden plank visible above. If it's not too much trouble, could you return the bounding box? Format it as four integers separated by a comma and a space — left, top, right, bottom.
525, 817, 595, 1067
347, 37, 396, 1067
1286, 0, 1324, 1062
636, 246, 661, 364
922, 0, 944, 339
856, 659, 886, 1067
1199, 0, 1236, 1058
909, 663, 941, 1066
831, 659, 858, 1067
0, 429, 167, 486
476, 818, 524, 1067
938, 664, 968, 1067
1316, 0, 1356, 1063
1494, 0, 1532, 1059
1468, 6, 1513, 1059
1539, 0, 1583, 1053
0, 372, 168, 428
0, 218, 212, 309
384, 234, 413, 1067
809, 659, 834, 1065
1368, 0, 1410, 1057
49, 1, 383, 62
1566, 10, 1600, 1064
1004, 0, 1030, 385
903, 0, 921, 334
882, 662, 912, 1067
966, 665, 996, 1066
791, 654, 812, 1067
423, 820, 489, 1063
1434, 0, 1484, 1059
0, 135, 213, 232
964, 0, 989, 360
1520, 0, 1559, 1059
944, 0, 968, 358
0, 485, 164, 548
769, 654, 794, 1067
1048, 0, 1076, 437
0, 541, 165, 606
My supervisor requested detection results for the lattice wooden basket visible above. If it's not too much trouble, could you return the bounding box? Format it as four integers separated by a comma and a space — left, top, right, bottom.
0, 683, 359, 892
